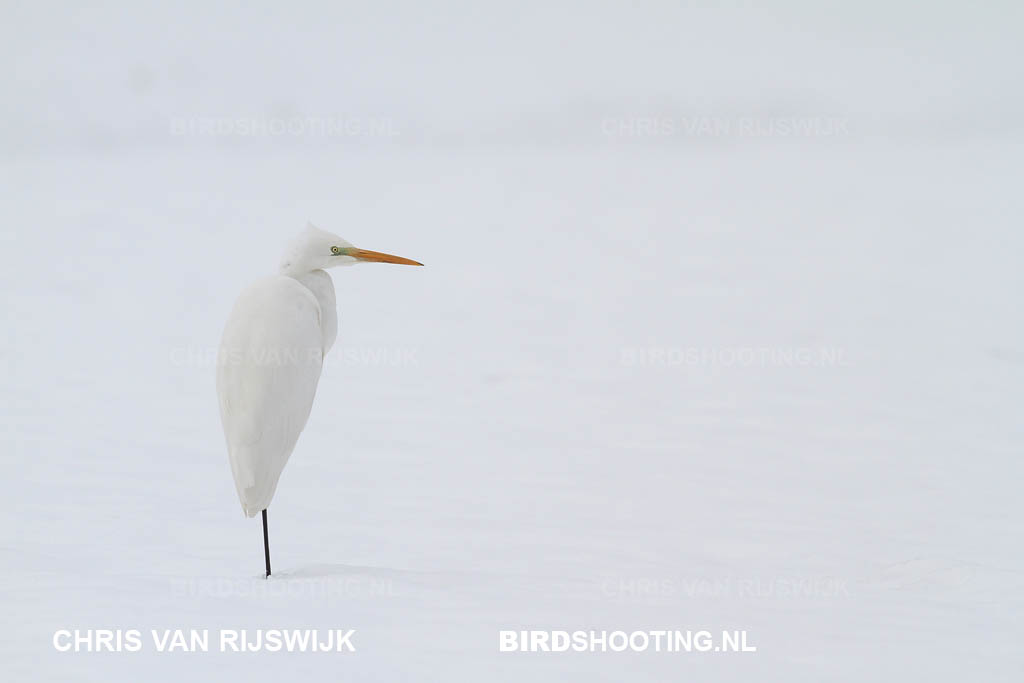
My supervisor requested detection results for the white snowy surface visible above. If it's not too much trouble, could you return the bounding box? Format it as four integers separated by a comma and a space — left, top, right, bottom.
2, 2, 1023, 680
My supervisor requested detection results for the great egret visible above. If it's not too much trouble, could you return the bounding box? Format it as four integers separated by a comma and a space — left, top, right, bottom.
216, 223, 422, 576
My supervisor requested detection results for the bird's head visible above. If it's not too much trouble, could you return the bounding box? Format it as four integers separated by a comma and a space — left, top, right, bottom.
279, 223, 423, 275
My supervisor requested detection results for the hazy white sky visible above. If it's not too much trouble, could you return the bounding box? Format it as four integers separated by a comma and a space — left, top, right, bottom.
3, 1, 1022, 151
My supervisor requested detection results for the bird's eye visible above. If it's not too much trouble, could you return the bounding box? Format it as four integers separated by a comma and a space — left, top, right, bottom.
331, 246, 342, 255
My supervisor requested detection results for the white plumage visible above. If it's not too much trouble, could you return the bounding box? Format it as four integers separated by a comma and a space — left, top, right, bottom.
216, 225, 422, 527
217, 274, 328, 516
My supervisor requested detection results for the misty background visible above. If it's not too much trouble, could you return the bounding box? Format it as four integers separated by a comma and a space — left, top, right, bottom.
2, 1, 1022, 681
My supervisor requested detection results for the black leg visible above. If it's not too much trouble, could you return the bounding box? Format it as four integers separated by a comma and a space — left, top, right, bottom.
262, 509, 272, 578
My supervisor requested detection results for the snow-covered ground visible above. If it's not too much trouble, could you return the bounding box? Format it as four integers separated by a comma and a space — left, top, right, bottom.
2, 2, 1023, 680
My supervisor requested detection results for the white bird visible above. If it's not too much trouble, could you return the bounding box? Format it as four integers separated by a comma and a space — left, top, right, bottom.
217, 223, 422, 576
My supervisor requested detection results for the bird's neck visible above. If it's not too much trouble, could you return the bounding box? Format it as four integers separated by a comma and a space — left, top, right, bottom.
290, 269, 338, 353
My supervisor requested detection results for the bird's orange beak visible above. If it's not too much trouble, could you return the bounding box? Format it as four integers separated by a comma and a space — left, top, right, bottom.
348, 248, 423, 266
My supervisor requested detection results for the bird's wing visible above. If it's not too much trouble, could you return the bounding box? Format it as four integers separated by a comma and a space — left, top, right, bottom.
217, 275, 325, 516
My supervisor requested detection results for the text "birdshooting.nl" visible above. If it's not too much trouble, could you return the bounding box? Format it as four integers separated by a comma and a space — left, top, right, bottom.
500, 630, 757, 653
